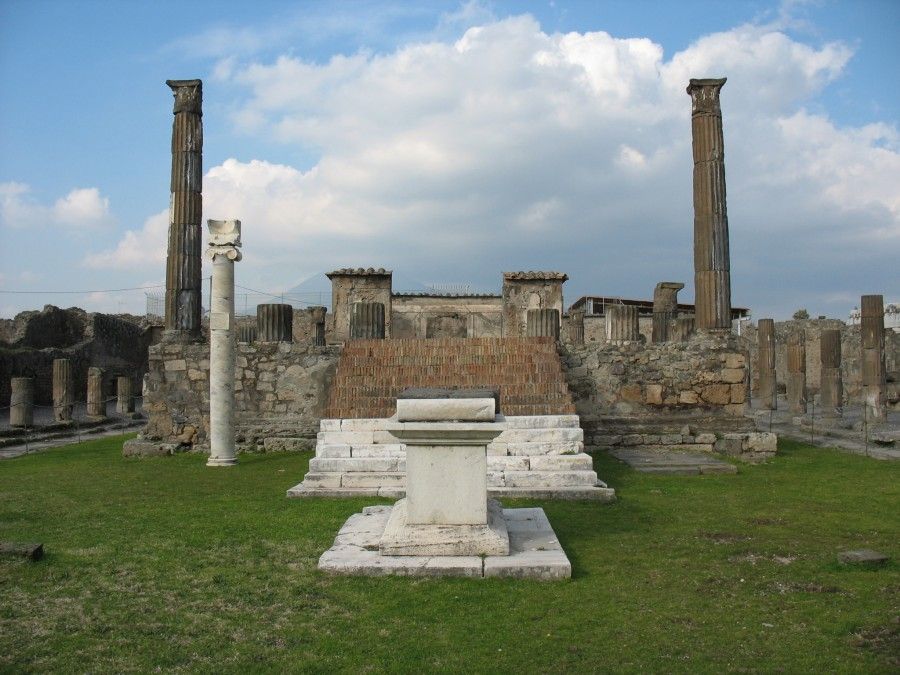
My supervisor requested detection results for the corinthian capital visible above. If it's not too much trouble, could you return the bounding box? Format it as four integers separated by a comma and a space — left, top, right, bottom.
167, 79, 203, 115
686, 78, 726, 116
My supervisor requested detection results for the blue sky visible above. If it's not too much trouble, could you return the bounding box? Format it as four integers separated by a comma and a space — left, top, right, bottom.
1, 0, 897, 319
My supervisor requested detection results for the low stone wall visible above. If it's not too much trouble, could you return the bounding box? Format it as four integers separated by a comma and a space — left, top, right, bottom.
132, 341, 339, 454
562, 333, 748, 417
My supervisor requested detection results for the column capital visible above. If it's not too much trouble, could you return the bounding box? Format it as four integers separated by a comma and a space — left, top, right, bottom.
687, 78, 726, 116
167, 79, 202, 115
206, 219, 242, 261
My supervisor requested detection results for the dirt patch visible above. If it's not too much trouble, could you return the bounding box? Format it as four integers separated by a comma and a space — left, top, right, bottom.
850, 616, 900, 667
772, 581, 843, 595
748, 516, 787, 526
700, 532, 752, 544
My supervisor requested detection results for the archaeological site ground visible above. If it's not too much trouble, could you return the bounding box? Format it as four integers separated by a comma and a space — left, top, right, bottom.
1, 75, 897, 671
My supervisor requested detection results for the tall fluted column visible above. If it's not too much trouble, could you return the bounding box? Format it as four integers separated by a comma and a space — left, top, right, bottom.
819, 329, 843, 417
206, 220, 242, 467
786, 332, 807, 414
652, 282, 684, 343
860, 294, 886, 422
687, 78, 732, 332
52, 358, 73, 422
10, 377, 34, 427
164, 79, 203, 341
757, 319, 776, 410
86, 367, 105, 419
606, 305, 640, 345
526, 309, 560, 339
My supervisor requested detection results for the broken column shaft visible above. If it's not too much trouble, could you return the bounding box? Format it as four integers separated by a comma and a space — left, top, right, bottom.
9, 377, 34, 427
207, 219, 242, 467
757, 319, 776, 410
568, 309, 585, 345
526, 309, 560, 339
606, 305, 639, 344
786, 332, 807, 414
860, 294, 886, 421
350, 302, 386, 339
652, 282, 684, 343
86, 367, 105, 419
52, 358, 73, 422
819, 328, 843, 417
117, 376, 134, 414
687, 78, 732, 332
257, 304, 293, 342
164, 79, 203, 341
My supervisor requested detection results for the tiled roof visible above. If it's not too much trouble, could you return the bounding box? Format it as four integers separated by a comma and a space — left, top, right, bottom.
326, 267, 392, 278
502, 271, 569, 281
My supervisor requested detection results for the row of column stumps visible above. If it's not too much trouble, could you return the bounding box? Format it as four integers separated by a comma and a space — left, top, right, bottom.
9, 363, 136, 427
753, 295, 886, 419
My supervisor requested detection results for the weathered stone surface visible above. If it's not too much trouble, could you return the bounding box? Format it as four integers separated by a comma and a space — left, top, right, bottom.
257, 304, 293, 342
526, 308, 560, 340
652, 282, 684, 343
164, 79, 203, 340
349, 302, 386, 340
52, 358, 73, 422
837, 549, 889, 566
122, 440, 179, 457
85, 367, 105, 419
0, 542, 44, 561
396, 397, 495, 422
757, 319, 777, 410
9, 377, 34, 427
860, 294, 886, 421
502, 272, 567, 338
606, 305, 640, 344
687, 78, 731, 332
820, 328, 843, 416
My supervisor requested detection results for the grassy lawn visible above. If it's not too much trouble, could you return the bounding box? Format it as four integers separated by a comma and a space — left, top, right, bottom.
1, 435, 897, 673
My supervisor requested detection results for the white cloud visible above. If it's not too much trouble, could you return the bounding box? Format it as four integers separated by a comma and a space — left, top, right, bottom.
83, 209, 168, 270
1, 182, 113, 230
99, 14, 898, 318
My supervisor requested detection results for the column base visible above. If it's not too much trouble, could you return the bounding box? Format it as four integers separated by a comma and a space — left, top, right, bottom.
206, 457, 238, 467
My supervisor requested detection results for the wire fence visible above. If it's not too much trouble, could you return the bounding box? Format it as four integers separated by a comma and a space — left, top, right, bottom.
0, 395, 145, 456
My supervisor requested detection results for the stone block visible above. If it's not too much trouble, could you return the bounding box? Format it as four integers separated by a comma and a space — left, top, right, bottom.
164, 359, 187, 372
316, 431, 375, 445
645, 384, 664, 405
122, 440, 178, 457
499, 428, 583, 444
487, 471, 506, 487
487, 456, 530, 471
351, 444, 405, 458
679, 390, 699, 404
620, 384, 643, 402
715, 436, 743, 457
309, 457, 400, 473
701, 384, 731, 405
502, 415, 580, 429
340, 418, 384, 431
318, 444, 352, 458
721, 368, 744, 384
505, 441, 583, 456
743, 432, 777, 455
504, 470, 598, 488
486, 442, 509, 456
396, 398, 495, 422
837, 549, 889, 566
724, 353, 745, 369
695, 433, 717, 444
341, 472, 406, 488
528, 454, 593, 471
299, 473, 343, 488
730, 384, 746, 404
320, 419, 342, 431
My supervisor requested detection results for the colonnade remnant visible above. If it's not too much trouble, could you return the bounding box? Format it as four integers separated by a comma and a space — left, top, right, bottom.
117, 377, 135, 415
568, 309, 585, 345
819, 328, 843, 417
786, 331, 807, 414
206, 219, 242, 467
860, 294, 886, 422
757, 319, 777, 410
687, 78, 732, 332
652, 282, 684, 343
526, 309, 560, 339
257, 303, 293, 342
164, 79, 203, 342
350, 302, 386, 339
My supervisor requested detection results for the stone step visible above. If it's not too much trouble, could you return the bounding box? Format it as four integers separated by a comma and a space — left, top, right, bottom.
492, 440, 585, 456
308, 457, 405, 473
499, 414, 581, 429
317, 444, 352, 458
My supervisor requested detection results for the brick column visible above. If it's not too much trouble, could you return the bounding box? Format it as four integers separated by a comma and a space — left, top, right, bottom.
687, 78, 732, 332
164, 79, 203, 341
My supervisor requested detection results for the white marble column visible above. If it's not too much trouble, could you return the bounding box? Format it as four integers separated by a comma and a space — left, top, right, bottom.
205, 219, 242, 467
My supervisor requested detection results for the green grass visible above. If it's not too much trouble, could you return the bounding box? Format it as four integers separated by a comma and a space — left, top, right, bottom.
1, 436, 897, 673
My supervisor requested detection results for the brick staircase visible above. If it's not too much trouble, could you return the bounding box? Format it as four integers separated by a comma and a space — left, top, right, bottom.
324, 337, 577, 419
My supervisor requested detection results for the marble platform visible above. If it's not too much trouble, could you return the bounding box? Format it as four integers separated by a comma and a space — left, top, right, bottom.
318, 504, 571, 580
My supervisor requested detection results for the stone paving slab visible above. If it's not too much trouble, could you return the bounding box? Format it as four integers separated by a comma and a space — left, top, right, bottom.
318, 504, 570, 579
609, 448, 737, 474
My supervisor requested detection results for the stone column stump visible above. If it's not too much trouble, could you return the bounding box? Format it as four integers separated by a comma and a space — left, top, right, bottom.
568, 309, 585, 345
606, 305, 640, 344
257, 303, 293, 342
860, 294, 886, 422
757, 319, 777, 410
86, 368, 106, 420
786, 332, 807, 414
820, 328, 843, 417
9, 377, 34, 427
652, 282, 684, 343
526, 308, 560, 339
116, 376, 135, 415
672, 316, 695, 342
52, 358, 73, 422
310, 306, 327, 346
349, 302, 385, 340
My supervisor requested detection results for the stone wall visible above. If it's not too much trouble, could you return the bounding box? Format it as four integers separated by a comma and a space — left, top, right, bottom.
561, 333, 747, 418
743, 319, 900, 402
139, 340, 339, 452
391, 295, 503, 339
579, 315, 654, 344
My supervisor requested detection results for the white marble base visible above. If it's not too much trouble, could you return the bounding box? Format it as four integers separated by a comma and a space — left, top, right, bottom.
206, 457, 238, 467
379, 498, 509, 556
318, 504, 571, 580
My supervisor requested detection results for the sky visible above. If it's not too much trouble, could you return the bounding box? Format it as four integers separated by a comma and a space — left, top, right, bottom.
0, 0, 897, 321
